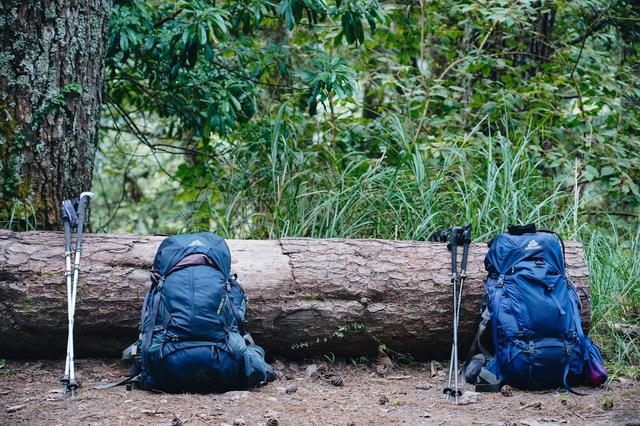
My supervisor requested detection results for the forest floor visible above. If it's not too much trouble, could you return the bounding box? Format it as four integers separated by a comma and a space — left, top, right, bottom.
0, 358, 639, 426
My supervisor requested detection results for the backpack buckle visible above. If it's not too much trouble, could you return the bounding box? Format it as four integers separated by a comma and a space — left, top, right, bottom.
496, 275, 505, 288
525, 342, 535, 353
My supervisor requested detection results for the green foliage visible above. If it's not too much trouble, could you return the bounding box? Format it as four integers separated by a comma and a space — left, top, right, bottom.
94, 0, 639, 365
0, 358, 12, 376
301, 53, 356, 115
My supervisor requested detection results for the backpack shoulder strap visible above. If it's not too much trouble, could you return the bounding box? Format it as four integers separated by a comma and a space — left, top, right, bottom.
464, 307, 493, 365
227, 275, 247, 336
141, 278, 164, 359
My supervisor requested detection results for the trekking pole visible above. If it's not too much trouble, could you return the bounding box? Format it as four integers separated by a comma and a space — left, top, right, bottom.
443, 227, 461, 402
60, 200, 77, 395
455, 224, 471, 328
67, 192, 93, 397
454, 224, 472, 388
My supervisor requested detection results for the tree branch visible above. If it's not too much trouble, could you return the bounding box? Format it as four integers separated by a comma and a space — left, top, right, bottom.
154, 8, 183, 28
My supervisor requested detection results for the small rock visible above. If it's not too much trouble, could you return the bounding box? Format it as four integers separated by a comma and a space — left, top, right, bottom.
501, 385, 513, 397
220, 423, 232, 426
378, 395, 389, 405
458, 391, 479, 405
6, 404, 25, 413
375, 351, 394, 376
285, 385, 298, 395
233, 417, 245, 426
172, 416, 184, 426
273, 359, 286, 371
415, 383, 432, 390
329, 375, 344, 387
267, 396, 278, 402
421, 412, 432, 418
266, 418, 279, 426
305, 364, 319, 378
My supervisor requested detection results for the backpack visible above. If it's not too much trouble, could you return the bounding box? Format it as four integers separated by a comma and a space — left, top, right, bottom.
127, 232, 275, 393
467, 224, 607, 392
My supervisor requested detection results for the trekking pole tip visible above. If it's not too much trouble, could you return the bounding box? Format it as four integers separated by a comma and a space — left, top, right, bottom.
68, 380, 78, 397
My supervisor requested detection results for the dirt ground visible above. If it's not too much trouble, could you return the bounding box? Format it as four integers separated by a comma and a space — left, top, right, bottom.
0, 359, 638, 426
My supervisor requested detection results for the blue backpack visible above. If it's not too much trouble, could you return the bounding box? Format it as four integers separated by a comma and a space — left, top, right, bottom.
468, 225, 606, 392
130, 232, 274, 393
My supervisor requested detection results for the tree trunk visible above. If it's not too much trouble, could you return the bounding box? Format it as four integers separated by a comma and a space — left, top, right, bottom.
0, 0, 112, 229
0, 230, 592, 359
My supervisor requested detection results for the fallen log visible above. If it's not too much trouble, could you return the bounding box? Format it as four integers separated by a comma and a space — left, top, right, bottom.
0, 230, 591, 359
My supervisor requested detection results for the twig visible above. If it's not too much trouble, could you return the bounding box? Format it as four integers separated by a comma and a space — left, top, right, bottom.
154, 9, 183, 28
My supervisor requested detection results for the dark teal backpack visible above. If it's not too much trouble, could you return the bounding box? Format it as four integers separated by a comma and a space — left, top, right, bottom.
130, 232, 275, 393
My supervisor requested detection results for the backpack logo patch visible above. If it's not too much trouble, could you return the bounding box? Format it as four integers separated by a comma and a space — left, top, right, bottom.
525, 239, 541, 250
188, 239, 205, 247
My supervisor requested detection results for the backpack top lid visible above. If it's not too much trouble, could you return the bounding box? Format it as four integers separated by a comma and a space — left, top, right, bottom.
484, 230, 565, 276
153, 232, 231, 277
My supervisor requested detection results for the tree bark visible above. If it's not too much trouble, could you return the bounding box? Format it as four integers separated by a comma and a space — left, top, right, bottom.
0, 230, 592, 359
0, 0, 112, 229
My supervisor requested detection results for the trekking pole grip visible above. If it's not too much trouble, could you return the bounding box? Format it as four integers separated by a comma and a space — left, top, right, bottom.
460, 224, 472, 275
74, 192, 94, 252
448, 227, 460, 278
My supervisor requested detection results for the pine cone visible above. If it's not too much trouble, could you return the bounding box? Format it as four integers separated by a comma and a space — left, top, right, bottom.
285, 384, 298, 395
500, 385, 513, 397
329, 375, 344, 387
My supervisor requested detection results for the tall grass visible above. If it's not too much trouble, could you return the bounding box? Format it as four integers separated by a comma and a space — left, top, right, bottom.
585, 226, 640, 374
189, 114, 573, 241
94, 113, 639, 371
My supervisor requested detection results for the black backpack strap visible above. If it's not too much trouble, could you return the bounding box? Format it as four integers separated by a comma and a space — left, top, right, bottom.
95, 374, 142, 390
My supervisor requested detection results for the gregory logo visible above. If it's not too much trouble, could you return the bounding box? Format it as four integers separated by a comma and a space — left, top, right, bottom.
525, 239, 541, 250
188, 239, 205, 247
